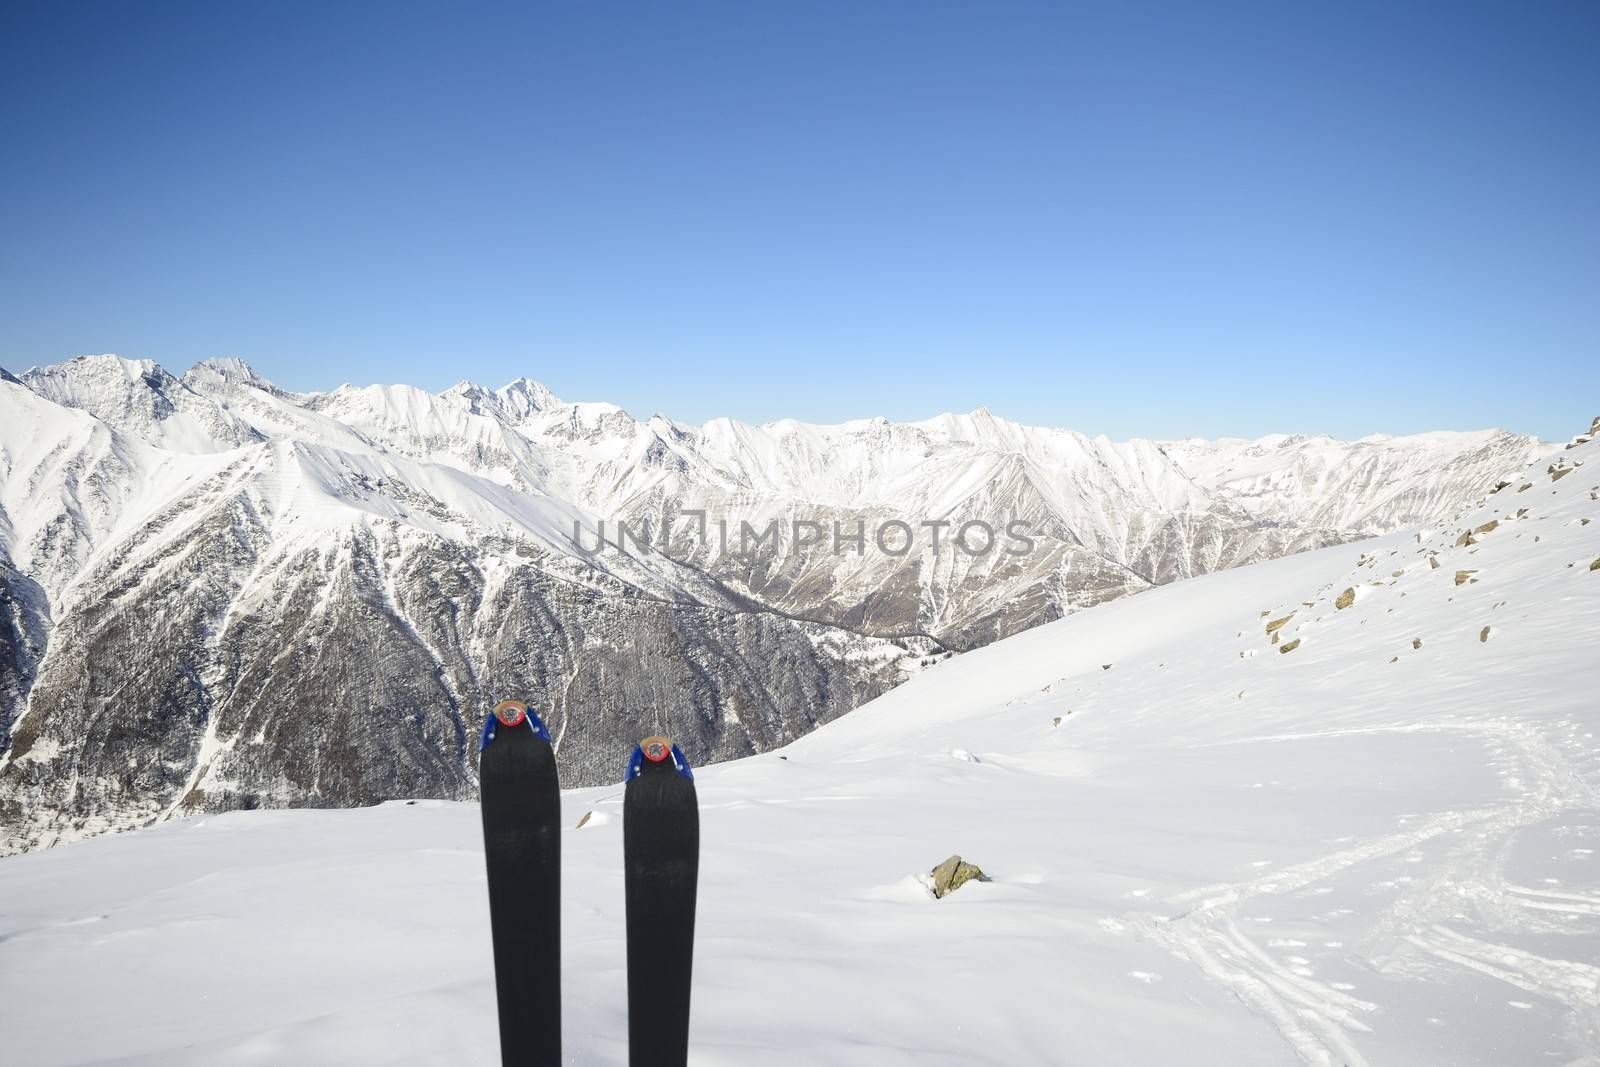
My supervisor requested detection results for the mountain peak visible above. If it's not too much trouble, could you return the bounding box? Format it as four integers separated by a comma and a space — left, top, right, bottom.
496, 376, 561, 419
25, 353, 170, 390
439, 379, 498, 415
184, 358, 277, 392
22, 353, 263, 452
35, 353, 161, 379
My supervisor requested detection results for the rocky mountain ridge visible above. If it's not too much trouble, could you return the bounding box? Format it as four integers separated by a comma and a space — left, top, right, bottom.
0, 353, 1554, 851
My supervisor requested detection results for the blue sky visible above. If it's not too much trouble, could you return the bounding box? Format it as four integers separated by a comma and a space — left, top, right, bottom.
1, 1, 1595, 440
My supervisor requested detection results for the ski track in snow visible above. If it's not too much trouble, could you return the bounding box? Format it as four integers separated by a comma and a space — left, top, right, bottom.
1134, 715, 1600, 1065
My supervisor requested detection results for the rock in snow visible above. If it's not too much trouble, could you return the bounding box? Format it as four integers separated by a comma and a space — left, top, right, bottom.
930, 854, 988, 898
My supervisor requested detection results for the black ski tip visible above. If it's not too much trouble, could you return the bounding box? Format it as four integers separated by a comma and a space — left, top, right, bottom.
479, 699, 553, 750
626, 735, 694, 782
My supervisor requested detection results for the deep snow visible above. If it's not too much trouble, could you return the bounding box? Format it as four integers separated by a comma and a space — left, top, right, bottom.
0, 432, 1596, 1065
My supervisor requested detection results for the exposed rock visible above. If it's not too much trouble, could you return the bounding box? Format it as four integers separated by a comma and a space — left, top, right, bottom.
1264, 612, 1295, 634
1516, 508, 1529, 519
1519, 482, 1534, 492
1278, 638, 1301, 654
1490, 479, 1512, 493
1413, 637, 1424, 650
1428, 556, 1440, 570
1474, 520, 1499, 535
1101, 664, 1113, 671
1479, 626, 1492, 643
1335, 588, 1356, 610
1590, 558, 1600, 571
575, 811, 594, 829
1455, 570, 1478, 586
1552, 467, 1573, 482
1455, 530, 1477, 546
930, 855, 988, 899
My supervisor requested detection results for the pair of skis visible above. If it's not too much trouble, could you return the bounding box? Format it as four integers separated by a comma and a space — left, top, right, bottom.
479, 700, 699, 1067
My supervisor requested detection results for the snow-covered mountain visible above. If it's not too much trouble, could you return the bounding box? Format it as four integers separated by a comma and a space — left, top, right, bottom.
1, 415, 1594, 1065
0, 354, 1553, 853
21, 355, 265, 453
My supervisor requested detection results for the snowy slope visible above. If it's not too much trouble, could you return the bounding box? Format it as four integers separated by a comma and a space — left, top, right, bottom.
1161, 430, 1544, 533
1, 421, 1594, 1065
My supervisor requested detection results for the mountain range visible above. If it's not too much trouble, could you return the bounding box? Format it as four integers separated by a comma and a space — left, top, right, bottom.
3, 406, 1593, 1065
0, 354, 1552, 852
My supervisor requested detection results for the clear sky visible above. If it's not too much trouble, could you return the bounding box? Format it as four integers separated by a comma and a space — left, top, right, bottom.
1, 1, 1595, 440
